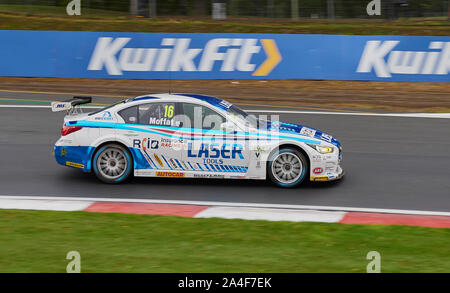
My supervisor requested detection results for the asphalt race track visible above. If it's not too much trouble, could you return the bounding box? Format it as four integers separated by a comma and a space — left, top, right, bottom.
1, 92, 450, 212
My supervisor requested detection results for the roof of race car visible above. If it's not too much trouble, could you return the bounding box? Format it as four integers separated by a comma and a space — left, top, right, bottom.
128, 93, 232, 111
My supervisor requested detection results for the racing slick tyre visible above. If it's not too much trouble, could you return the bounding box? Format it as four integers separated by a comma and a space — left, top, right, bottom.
268, 147, 309, 188
92, 144, 133, 184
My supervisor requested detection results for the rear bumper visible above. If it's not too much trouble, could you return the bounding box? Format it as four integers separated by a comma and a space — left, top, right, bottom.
54, 145, 95, 172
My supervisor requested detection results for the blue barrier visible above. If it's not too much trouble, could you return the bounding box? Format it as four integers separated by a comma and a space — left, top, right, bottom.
0, 30, 448, 82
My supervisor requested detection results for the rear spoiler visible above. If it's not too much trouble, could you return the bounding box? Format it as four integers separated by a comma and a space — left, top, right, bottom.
51, 96, 92, 114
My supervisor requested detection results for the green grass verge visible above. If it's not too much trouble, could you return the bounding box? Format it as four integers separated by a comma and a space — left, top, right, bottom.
0, 5, 448, 35
0, 209, 449, 272
0, 5, 128, 18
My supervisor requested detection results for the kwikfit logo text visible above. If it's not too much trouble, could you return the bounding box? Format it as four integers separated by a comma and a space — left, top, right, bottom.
87, 37, 281, 76
357, 41, 449, 77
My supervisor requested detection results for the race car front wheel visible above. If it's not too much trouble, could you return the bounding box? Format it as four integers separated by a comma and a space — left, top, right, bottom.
268, 147, 308, 188
93, 144, 132, 184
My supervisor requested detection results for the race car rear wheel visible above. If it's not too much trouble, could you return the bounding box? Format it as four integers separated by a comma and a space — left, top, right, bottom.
268, 147, 308, 188
93, 144, 132, 184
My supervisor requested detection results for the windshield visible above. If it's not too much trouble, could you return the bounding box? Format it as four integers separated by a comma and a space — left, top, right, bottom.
225, 105, 258, 128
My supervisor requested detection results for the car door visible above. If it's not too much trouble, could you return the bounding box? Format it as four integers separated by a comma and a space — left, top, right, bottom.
117, 102, 185, 173
137, 102, 186, 172
180, 102, 250, 175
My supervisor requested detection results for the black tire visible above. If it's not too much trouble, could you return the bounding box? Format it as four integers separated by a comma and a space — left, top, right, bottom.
267, 147, 309, 188
92, 144, 133, 184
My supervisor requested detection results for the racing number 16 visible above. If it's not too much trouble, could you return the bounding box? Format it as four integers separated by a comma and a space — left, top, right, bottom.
164, 105, 174, 118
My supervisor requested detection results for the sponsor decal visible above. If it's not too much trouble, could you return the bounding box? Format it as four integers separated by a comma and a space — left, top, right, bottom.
300, 127, 316, 137
310, 176, 328, 182
161, 138, 184, 148
58, 139, 73, 144
254, 146, 266, 158
219, 100, 233, 109
313, 167, 323, 174
193, 174, 225, 178
133, 138, 159, 150
153, 154, 164, 167
321, 133, 333, 143
88, 37, 281, 77
156, 171, 185, 178
312, 155, 322, 162
150, 140, 159, 149
95, 111, 114, 121
60, 148, 67, 157
255, 146, 267, 153
51, 102, 72, 112
66, 161, 84, 169
134, 170, 155, 176
203, 158, 223, 164
187, 143, 244, 160
357, 41, 450, 78
327, 173, 336, 180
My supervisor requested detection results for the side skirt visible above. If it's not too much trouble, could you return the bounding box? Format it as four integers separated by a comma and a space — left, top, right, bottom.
134, 169, 265, 180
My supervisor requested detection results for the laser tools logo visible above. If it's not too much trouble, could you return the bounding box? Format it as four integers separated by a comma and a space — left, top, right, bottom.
87, 37, 282, 77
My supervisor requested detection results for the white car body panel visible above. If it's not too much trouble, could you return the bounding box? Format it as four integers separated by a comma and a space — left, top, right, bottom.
54, 94, 344, 183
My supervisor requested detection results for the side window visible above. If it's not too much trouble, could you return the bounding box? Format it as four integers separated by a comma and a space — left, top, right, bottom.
182, 103, 225, 130
118, 106, 138, 124
138, 103, 181, 127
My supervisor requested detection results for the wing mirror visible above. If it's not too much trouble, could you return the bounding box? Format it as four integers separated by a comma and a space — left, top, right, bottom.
220, 121, 237, 133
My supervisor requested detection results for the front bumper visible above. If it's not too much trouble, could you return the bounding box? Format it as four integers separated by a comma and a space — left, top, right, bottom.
310, 165, 344, 181
310, 145, 344, 181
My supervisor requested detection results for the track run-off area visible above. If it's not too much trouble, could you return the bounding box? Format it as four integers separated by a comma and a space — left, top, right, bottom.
0, 91, 449, 214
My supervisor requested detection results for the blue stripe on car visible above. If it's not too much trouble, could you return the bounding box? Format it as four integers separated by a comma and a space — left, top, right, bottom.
67, 121, 321, 145
161, 155, 173, 170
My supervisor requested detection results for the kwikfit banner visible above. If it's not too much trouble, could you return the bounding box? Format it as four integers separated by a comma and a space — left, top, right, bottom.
0, 30, 448, 81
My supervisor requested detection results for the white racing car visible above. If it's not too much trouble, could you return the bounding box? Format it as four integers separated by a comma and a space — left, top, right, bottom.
53, 94, 344, 187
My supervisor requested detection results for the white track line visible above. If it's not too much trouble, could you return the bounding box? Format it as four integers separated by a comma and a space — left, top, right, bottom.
1, 104, 449, 118
0, 105, 53, 108
0, 198, 93, 211
195, 207, 346, 222
246, 110, 450, 119
0, 195, 449, 217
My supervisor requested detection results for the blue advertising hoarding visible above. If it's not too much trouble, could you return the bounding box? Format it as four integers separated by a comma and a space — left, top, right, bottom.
0, 30, 448, 82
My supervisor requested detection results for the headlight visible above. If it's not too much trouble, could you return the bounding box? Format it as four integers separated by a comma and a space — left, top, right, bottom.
316, 145, 334, 154
307, 143, 334, 154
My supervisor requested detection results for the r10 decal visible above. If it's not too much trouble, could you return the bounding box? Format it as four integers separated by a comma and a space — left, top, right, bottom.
133, 138, 159, 150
